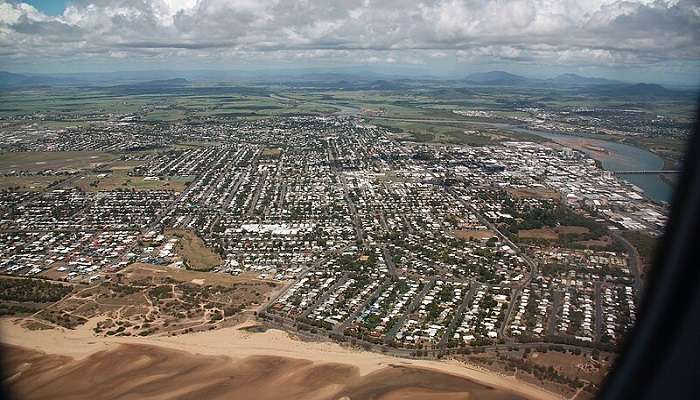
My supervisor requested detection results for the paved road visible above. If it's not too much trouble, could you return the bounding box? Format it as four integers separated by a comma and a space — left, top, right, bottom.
246, 169, 268, 217
261, 256, 329, 311
448, 187, 537, 272
448, 187, 538, 340
500, 285, 523, 339
546, 290, 563, 336
335, 281, 385, 335
594, 281, 603, 342
340, 175, 364, 245
382, 245, 397, 277
439, 281, 476, 350
299, 274, 349, 319
611, 232, 642, 299
261, 313, 607, 362
384, 278, 435, 344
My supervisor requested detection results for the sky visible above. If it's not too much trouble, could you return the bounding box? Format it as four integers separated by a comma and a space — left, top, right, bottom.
22, 0, 67, 16
1, 0, 699, 85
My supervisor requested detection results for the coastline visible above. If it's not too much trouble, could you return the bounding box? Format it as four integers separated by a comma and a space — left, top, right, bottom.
0, 317, 562, 400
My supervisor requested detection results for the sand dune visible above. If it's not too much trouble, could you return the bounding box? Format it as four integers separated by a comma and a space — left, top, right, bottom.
0, 317, 561, 400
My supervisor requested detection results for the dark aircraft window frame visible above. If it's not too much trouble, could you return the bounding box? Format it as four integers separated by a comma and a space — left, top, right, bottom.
598, 102, 700, 400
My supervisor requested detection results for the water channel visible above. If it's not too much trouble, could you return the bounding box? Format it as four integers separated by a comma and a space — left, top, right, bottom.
513, 128, 673, 203
479, 122, 675, 203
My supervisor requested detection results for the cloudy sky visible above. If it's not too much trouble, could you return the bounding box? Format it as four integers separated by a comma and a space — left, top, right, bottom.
1, 0, 699, 84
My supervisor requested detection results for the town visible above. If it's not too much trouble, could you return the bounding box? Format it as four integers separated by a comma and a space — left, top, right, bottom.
0, 116, 656, 359
0, 0, 696, 397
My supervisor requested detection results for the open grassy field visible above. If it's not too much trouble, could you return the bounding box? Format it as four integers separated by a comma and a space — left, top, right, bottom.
260, 147, 282, 158
518, 228, 560, 241
0, 151, 117, 173
368, 118, 498, 145
73, 175, 192, 192
575, 236, 613, 248
0, 176, 63, 191
621, 230, 658, 261
107, 160, 147, 173
0, 88, 151, 117
165, 229, 223, 271
1, 83, 693, 154
506, 187, 561, 200
526, 350, 613, 387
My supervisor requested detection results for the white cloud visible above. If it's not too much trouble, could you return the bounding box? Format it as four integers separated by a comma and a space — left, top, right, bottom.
0, 0, 697, 72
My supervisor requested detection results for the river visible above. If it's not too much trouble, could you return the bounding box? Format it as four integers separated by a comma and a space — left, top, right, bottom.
507, 127, 674, 203
370, 117, 675, 203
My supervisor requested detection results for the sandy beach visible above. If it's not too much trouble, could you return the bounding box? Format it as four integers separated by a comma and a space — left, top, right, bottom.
0, 317, 563, 400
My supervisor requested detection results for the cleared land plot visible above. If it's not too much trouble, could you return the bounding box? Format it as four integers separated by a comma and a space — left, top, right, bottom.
575, 236, 614, 248
452, 229, 497, 240
172, 141, 224, 150
556, 226, 591, 235
506, 187, 561, 201
518, 228, 559, 240
122, 263, 267, 287
0, 151, 116, 173
261, 148, 282, 158
527, 351, 612, 386
518, 226, 591, 241
165, 229, 223, 271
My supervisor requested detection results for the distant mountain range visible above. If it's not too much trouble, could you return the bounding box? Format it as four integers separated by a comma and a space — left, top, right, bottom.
460, 71, 687, 97
590, 82, 679, 97
0, 69, 689, 97
0, 71, 78, 87
549, 73, 619, 86
464, 71, 528, 85
464, 70, 620, 86
114, 78, 190, 88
